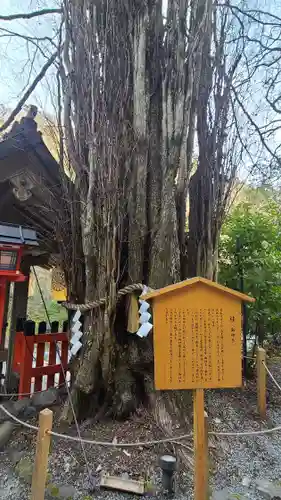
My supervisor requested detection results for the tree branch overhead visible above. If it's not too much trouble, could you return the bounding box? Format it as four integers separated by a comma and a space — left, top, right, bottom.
0, 8, 62, 21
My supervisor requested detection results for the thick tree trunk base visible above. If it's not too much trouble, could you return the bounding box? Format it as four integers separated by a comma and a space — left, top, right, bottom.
61, 311, 194, 468
61, 342, 194, 468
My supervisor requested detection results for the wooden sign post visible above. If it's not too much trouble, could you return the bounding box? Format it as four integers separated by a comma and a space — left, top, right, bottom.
143, 277, 254, 500
194, 389, 208, 499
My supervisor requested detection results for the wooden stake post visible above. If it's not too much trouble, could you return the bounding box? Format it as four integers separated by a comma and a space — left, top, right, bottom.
257, 347, 266, 418
31, 408, 53, 500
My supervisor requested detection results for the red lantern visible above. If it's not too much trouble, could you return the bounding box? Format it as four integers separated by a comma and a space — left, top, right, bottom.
0, 244, 24, 278
0, 245, 27, 344
0, 224, 38, 344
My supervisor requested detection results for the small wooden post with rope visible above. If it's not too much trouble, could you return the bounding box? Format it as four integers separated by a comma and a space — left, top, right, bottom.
257, 347, 266, 419
194, 389, 209, 500
31, 408, 53, 500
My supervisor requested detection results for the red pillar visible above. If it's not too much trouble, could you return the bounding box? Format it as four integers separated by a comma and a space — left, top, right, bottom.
0, 278, 6, 345
19, 335, 34, 398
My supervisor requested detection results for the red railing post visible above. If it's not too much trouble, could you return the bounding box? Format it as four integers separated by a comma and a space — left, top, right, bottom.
47, 341, 57, 388
47, 322, 58, 388
19, 335, 34, 399
12, 331, 23, 372
59, 338, 68, 386
14, 330, 69, 397
34, 340, 45, 392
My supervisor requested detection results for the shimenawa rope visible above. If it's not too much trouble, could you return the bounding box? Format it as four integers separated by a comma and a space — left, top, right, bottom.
62, 283, 150, 311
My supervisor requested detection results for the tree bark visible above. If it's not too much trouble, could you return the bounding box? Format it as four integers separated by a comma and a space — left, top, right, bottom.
60, 0, 238, 431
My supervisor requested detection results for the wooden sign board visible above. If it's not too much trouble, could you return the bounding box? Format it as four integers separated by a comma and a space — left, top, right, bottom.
143, 277, 254, 391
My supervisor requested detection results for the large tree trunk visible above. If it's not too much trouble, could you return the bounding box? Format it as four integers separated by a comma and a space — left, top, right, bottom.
187, 1, 240, 279
60, 0, 236, 430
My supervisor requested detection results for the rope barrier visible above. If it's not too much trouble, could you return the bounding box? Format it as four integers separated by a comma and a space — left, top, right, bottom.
210, 426, 281, 437
48, 429, 193, 447
263, 361, 281, 393
0, 382, 68, 398
0, 406, 38, 431
0, 404, 192, 447
62, 283, 151, 311
209, 362, 281, 437
2, 400, 281, 444
2, 361, 281, 445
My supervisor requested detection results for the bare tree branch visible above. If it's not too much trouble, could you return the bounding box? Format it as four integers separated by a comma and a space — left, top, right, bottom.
216, 2, 281, 26
231, 84, 281, 166
0, 8, 62, 21
0, 50, 58, 133
0, 27, 57, 61
0, 27, 57, 47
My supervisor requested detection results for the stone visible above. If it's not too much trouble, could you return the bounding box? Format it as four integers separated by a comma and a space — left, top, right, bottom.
242, 476, 251, 487
0, 401, 16, 424
0, 397, 31, 424
22, 405, 37, 420
0, 421, 16, 449
47, 484, 77, 499
15, 456, 33, 484
8, 449, 25, 465
13, 398, 31, 414
212, 489, 247, 499
31, 387, 59, 410
63, 457, 71, 473
256, 478, 281, 499
57, 485, 77, 498
212, 489, 229, 500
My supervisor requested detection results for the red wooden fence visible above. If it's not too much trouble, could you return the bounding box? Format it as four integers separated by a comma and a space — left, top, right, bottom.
13, 331, 69, 399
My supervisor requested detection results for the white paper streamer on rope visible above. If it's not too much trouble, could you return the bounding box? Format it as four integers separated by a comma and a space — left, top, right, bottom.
70, 309, 83, 356
70, 330, 83, 345
137, 322, 153, 337
139, 301, 150, 314
139, 311, 151, 324
71, 320, 82, 334
70, 341, 82, 357
137, 286, 153, 338
72, 310, 81, 323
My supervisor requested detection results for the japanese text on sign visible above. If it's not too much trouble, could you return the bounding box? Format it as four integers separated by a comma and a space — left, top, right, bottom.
154, 303, 242, 390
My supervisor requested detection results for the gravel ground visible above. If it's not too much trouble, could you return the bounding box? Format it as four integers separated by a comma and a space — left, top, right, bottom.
206, 360, 281, 499
2, 359, 281, 499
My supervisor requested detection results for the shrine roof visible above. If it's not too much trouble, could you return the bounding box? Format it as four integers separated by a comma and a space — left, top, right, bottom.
0, 222, 38, 246
0, 106, 68, 261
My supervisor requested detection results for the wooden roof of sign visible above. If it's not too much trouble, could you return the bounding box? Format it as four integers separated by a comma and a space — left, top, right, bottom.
143, 277, 255, 303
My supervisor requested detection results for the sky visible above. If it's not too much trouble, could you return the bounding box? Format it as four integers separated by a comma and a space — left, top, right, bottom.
0, 0, 280, 176
0, 0, 168, 118
0, 0, 60, 116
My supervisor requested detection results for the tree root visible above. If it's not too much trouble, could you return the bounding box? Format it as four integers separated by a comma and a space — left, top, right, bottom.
145, 375, 194, 469
61, 334, 193, 471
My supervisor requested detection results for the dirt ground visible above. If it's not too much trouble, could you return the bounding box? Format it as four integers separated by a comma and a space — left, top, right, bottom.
1, 359, 281, 499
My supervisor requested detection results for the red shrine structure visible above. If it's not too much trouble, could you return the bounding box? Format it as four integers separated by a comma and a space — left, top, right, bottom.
0, 105, 67, 391
0, 223, 38, 346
